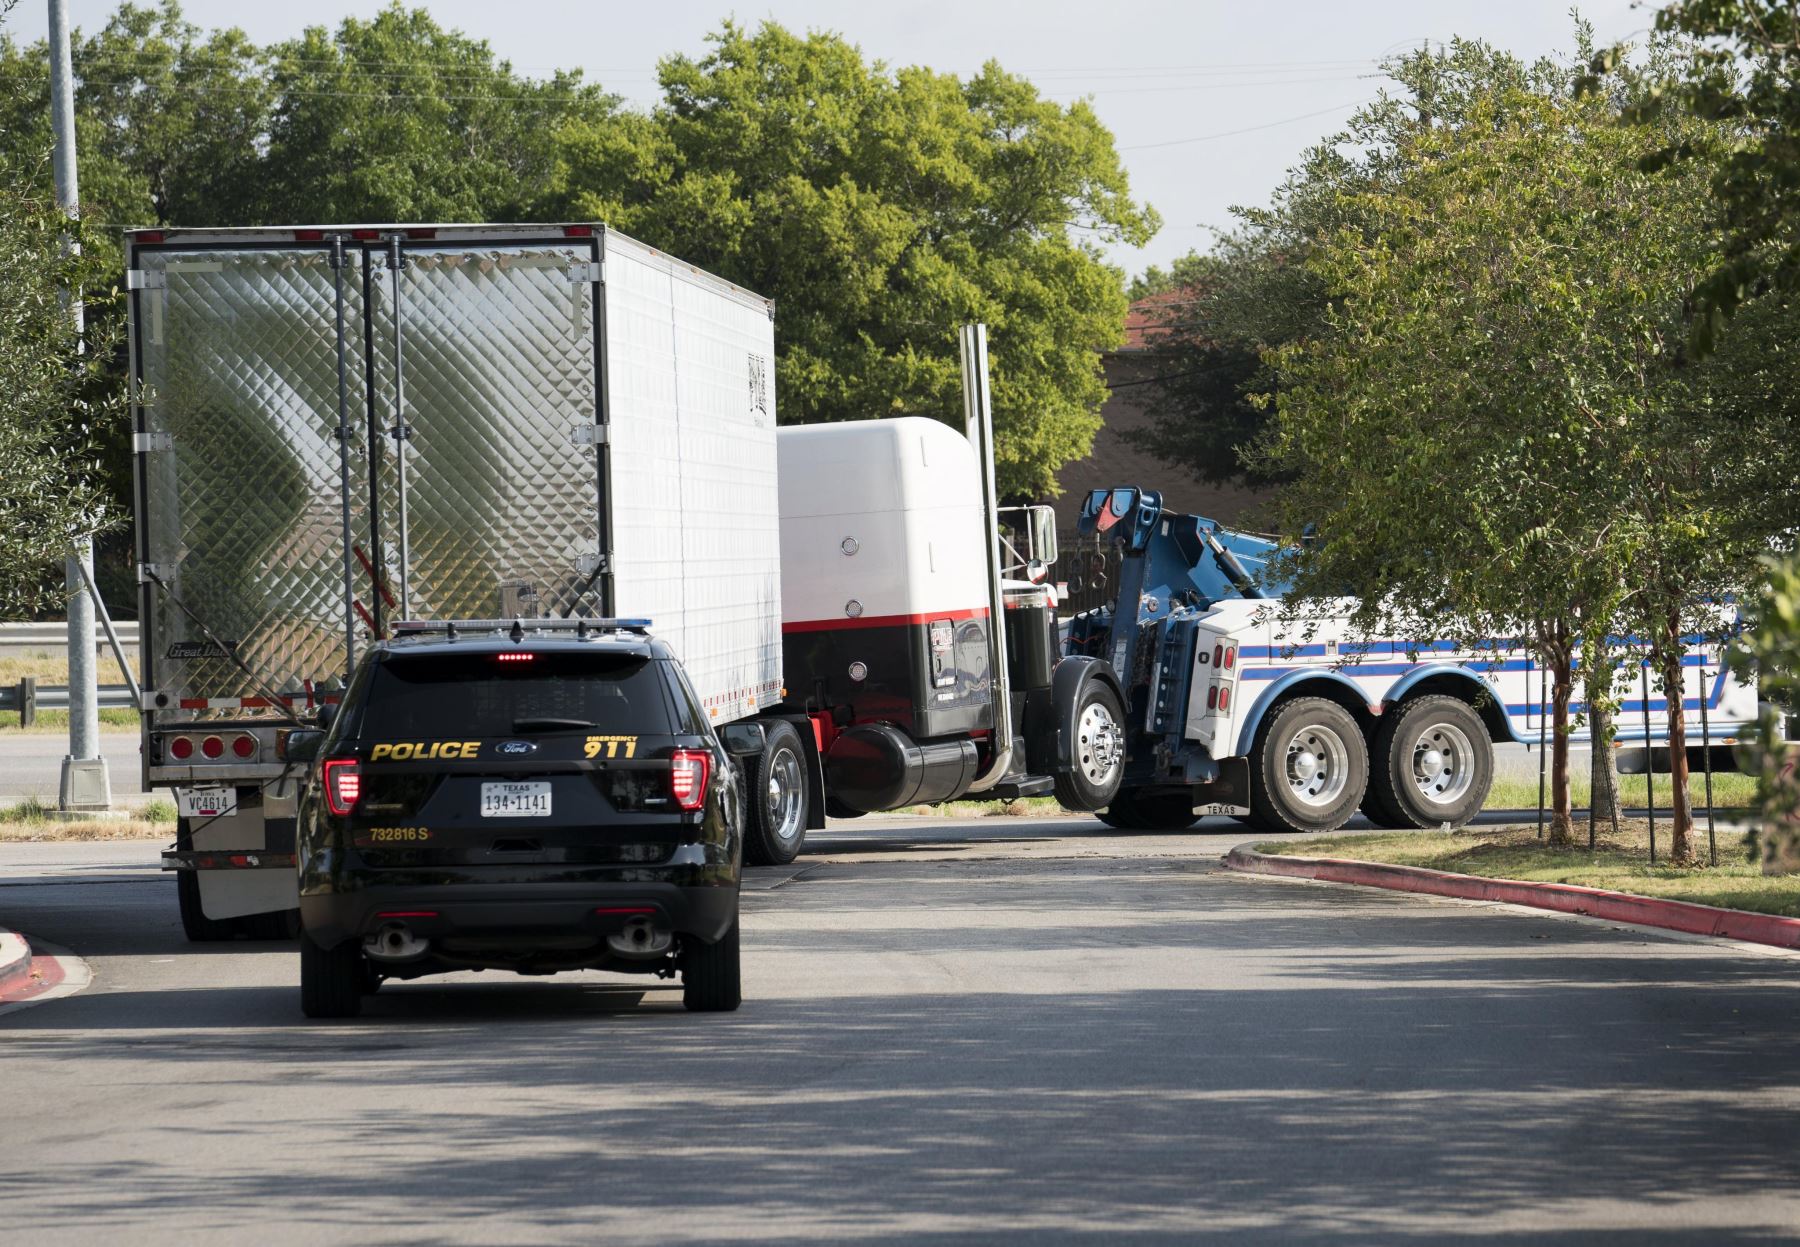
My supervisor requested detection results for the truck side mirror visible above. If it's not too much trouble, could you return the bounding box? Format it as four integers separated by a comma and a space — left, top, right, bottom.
719, 723, 768, 755
1027, 505, 1059, 566
283, 729, 325, 764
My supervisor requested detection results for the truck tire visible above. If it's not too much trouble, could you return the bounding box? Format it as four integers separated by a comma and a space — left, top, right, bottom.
743, 722, 808, 866
300, 931, 365, 1019
176, 868, 242, 942
682, 918, 742, 1012
1097, 788, 1198, 831
1052, 680, 1126, 811
1368, 695, 1493, 829
1248, 697, 1369, 835
1358, 784, 1408, 830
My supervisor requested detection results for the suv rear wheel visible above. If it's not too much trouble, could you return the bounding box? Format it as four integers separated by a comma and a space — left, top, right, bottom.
744, 723, 808, 866
682, 919, 742, 1012
300, 931, 365, 1019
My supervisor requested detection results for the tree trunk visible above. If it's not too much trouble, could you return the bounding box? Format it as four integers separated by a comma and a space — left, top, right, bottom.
1589, 703, 1622, 836
1661, 610, 1695, 864
1546, 627, 1576, 847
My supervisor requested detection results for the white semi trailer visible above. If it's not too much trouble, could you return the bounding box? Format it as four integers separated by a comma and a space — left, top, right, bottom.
127, 224, 1124, 939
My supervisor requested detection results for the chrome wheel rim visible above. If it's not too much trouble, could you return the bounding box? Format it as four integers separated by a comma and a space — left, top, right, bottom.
1077, 700, 1123, 787
1284, 723, 1350, 808
1410, 721, 1475, 806
765, 746, 805, 845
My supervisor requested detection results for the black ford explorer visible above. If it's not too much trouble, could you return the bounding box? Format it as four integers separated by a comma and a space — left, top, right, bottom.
289, 619, 744, 1018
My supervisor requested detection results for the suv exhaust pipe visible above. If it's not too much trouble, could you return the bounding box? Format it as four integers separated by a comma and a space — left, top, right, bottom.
606, 916, 672, 959
364, 923, 430, 963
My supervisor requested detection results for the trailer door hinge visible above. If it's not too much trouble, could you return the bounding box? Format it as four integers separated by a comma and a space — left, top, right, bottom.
565, 261, 603, 284
576, 553, 606, 577
136, 562, 170, 584
126, 269, 166, 291
133, 431, 173, 453
571, 424, 608, 447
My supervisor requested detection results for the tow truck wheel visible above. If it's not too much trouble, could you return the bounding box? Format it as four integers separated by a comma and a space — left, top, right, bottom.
300, 932, 365, 1019
682, 919, 742, 1012
1248, 697, 1369, 834
1368, 695, 1493, 829
1053, 681, 1127, 811
743, 722, 808, 866
176, 865, 241, 942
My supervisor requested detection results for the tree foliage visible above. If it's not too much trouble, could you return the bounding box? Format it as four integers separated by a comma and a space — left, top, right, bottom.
541, 20, 1157, 496
1263, 64, 1775, 854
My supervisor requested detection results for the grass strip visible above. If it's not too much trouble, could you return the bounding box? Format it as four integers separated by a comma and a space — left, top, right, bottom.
1254, 821, 1800, 919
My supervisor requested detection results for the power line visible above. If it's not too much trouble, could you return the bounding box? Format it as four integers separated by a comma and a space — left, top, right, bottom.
1122, 96, 1381, 151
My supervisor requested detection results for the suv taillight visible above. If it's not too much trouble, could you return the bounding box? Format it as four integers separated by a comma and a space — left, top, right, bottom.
670, 749, 710, 812
323, 758, 362, 816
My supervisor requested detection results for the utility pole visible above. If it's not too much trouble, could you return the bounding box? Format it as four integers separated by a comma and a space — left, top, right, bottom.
49, 0, 109, 812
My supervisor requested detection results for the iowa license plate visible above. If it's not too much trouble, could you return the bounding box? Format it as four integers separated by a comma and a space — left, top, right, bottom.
481, 781, 551, 818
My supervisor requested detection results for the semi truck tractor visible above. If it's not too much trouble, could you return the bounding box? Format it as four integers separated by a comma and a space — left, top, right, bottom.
1067, 486, 1760, 833
126, 223, 1125, 940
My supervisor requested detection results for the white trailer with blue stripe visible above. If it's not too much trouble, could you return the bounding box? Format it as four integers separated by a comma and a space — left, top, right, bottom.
1066, 487, 1757, 833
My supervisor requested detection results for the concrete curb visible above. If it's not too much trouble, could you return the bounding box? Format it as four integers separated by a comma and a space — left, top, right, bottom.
0, 929, 32, 996
1224, 844, 1800, 951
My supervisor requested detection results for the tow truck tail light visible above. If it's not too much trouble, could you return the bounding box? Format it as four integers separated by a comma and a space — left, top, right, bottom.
1224, 647, 1235, 670
1218, 686, 1231, 712
324, 758, 362, 815
669, 749, 709, 812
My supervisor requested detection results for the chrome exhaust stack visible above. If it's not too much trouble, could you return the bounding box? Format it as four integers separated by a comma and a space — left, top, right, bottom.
959, 323, 1014, 792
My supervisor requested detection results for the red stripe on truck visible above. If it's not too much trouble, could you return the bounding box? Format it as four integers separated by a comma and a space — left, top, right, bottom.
782, 607, 989, 634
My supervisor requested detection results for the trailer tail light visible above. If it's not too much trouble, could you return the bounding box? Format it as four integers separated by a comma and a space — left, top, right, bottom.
201, 735, 224, 759
168, 735, 194, 760
669, 749, 710, 812
323, 759, 362, 816
231, 734, 256, 759
563, 224, 594, 237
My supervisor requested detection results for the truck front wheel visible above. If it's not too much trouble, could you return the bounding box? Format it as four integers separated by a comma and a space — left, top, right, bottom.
1053, 680, 1126, 811
1367, 695, 1493, 829
743, 722, 808, 866
1248, 697, 1369, 835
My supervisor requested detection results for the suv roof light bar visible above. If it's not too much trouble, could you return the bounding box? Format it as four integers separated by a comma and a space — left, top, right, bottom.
389, 617, 653, 640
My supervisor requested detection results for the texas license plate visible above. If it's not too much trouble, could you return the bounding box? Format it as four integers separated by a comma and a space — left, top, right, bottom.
178, 786, 239, 819
481, 781, 552, 818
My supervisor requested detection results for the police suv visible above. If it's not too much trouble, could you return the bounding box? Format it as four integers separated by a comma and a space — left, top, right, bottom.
287, 619, 747, 1018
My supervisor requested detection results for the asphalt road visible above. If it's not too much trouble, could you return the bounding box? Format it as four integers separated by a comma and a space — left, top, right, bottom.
3, 818, 1799, 1245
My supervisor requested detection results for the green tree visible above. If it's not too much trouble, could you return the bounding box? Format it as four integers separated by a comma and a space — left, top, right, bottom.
1132, 39, 1567, 490
0, 43, 128, 613
1264, 78, 1749, 849
541, 20, 1157, 496
258, 4, 613, 223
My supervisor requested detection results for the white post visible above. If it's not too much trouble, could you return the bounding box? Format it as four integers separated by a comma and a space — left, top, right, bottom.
49, 0, 109, 811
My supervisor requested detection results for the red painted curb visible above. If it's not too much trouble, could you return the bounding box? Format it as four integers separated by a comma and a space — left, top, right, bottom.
1224, 846, 1800, 950
0, 931, 34, 997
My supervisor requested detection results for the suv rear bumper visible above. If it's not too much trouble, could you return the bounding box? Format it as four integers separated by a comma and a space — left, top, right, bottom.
300, 880, 737, 948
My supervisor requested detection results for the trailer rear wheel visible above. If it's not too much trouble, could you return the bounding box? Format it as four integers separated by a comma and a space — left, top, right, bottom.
1248, 697, 1369, 834
300, 932, 364, 1019
743, 722, 808, 866
1368, 695, 1492, 829
682, 919, 742, 1012
1053, 680, 1126, 811
176, 867, 242, 942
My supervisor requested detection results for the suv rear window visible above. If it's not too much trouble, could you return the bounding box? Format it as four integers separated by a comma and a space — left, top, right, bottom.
357, 651, 676, 739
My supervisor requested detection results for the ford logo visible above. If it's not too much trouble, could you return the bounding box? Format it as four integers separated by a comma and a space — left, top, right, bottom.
496, 740, 537, 756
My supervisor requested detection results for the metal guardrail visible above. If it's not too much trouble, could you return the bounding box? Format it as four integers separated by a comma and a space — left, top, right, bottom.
0, 678, 137, 723
0, 621, 139, 649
